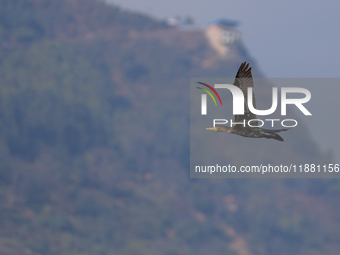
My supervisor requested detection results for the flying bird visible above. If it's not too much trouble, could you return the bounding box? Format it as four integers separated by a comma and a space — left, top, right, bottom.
206, 62, 289, 141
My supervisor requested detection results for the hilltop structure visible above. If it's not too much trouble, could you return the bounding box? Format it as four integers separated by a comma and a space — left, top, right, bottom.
205, 18, 241, 58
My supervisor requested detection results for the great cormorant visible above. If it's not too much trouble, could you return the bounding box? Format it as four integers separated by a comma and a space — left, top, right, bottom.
206, 62, 289, 141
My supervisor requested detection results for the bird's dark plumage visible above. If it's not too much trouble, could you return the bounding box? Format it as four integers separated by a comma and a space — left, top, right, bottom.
206, 61, 289, 141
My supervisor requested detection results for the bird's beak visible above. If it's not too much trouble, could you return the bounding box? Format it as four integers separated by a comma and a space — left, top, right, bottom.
206, 127, 216, 131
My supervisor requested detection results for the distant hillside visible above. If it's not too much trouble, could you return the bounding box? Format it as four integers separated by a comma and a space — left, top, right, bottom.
0, 0, 167, 43
0, 0, 339, 255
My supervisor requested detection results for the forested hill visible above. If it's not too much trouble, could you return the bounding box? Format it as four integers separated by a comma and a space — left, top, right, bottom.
0, 0, 339, 255
0, 0, 167, 43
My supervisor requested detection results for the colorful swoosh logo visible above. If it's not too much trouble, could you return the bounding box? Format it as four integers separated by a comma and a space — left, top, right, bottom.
196, 82, 223, 106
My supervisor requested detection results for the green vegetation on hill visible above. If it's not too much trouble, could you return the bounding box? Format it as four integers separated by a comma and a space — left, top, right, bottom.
0, 0, 167, 43
0, 0, 339, 255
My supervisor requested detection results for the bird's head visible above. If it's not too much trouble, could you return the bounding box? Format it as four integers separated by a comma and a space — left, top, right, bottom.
206, 125, 232, 133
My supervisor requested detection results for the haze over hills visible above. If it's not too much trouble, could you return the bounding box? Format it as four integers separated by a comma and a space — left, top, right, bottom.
0, 0, 339, 255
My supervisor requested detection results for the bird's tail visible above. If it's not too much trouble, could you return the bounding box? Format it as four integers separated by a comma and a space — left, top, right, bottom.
263, 132, 284, 141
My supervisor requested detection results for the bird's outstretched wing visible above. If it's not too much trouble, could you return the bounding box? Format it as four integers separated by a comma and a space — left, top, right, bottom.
233, 62, 257, 125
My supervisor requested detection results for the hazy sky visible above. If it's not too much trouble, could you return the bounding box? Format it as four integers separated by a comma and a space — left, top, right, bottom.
106, 0, 340, 161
